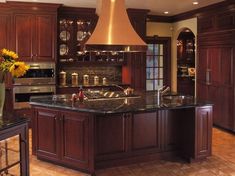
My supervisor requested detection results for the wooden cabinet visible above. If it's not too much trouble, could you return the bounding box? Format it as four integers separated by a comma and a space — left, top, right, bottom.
132, 112, 161, 151
95, 114, 128, 157
33, 107, 91, 171
195, 106, 212, 159
60, 111, 89, 169
13, 13, 56, 62
35, 108, 60, 161
197, 34, 235, 130
0, 13, 11, 50
32, 106, 212, 173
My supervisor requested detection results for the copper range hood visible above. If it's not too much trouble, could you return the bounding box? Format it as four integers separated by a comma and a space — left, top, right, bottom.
85, 0, 147, 52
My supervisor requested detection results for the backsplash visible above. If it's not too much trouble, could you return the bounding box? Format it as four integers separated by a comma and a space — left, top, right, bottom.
59, 66, 122, 85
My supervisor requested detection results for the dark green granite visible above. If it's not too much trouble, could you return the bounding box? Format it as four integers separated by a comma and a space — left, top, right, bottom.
0, 114, 29, 131
30, 92, 212, 114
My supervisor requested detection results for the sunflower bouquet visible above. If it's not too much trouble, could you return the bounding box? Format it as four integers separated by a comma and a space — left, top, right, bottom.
0, 48, 29, 83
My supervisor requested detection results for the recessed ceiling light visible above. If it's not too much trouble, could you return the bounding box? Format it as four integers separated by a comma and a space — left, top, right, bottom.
164, 11, 169, 14
193, 1, 199, 5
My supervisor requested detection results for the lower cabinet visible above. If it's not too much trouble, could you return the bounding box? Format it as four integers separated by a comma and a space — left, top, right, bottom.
60, 111, 89, 169
195, 106, 212, 159
32, 106, 212, 172
33, 107, 91, 172
35, 108, 60, 161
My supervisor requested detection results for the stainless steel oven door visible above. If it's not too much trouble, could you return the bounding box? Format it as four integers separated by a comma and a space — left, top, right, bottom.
13, 85, 55, 109
13, 62, 55, 85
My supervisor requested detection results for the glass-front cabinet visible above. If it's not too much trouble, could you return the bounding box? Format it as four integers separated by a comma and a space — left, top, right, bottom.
146, 37, 171, 91
58, 18, 94, 63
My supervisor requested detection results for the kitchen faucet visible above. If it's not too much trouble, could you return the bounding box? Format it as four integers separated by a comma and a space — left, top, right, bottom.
156, 86, 171, 105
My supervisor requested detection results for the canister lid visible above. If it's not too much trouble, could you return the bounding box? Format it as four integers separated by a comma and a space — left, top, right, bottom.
72, 72, 78, 76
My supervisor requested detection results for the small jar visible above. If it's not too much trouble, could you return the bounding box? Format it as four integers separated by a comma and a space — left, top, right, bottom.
59, 71, 66, 86
83, 74, 89, 85
94, 76, 99, 85
102, 77, 107, 85
71, 72, 78, 86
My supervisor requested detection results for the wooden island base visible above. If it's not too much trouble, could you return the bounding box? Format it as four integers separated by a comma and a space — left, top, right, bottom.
31, 106, 212, 175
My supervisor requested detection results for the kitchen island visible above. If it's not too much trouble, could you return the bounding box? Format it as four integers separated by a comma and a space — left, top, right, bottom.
30, 91, 213, 175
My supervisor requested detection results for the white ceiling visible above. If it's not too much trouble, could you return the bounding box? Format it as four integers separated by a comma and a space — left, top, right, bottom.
3, 0, 225, 15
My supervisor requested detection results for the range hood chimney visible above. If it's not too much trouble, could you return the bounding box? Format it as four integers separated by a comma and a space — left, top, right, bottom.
85, 0, 147, 52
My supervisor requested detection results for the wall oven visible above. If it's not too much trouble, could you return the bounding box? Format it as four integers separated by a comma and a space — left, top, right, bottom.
13, 62, 55, 85
13, 62, 56, 109
13, 85, 55, 109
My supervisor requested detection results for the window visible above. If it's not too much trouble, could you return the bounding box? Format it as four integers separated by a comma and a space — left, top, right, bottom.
146, 37, 171, 91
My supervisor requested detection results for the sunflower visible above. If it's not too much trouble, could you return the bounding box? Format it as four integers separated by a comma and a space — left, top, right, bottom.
9, 62, 30, 77
1, 48, 18, 60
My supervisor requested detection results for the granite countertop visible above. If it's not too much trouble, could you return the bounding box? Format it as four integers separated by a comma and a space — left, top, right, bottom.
30, 91, 213, 114
0, 114, 29, 131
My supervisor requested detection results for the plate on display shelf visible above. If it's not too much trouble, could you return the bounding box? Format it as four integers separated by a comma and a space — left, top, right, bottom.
60, 31, 70, 41
60, 44, 69, 56
77, 31, 88, 41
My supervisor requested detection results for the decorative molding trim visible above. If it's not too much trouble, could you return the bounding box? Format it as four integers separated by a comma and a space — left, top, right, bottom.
147, 0, 235, 23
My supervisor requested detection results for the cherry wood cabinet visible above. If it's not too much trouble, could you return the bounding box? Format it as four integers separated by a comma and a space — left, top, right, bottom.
32, 105, 212, 174
60, 111, 90, 169
13, 13, 56, 62
195, 106, 212, 159
33, 107, 91, 171
9, 2, 59, 62
35, 108, 60, 161
197, 33, 235, 130
0, 13, 11, 50
132, 112, 161, 151
197, 4, 235, 131
95, 114, 127, 156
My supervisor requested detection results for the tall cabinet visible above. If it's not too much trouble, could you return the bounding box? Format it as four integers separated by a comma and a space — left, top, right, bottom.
197, 2, 235, 131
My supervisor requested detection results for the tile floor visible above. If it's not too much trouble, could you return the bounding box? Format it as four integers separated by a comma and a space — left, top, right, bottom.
2, 128, 235, 176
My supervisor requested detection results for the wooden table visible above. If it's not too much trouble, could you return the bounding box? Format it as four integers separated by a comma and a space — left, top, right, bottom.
0, 115, 29, 176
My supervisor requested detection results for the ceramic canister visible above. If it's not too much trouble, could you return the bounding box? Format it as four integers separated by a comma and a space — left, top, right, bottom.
94, 76, 99, 85
71, 72, 78, 86
59, 71, 66, 86
83, 74, 89, 85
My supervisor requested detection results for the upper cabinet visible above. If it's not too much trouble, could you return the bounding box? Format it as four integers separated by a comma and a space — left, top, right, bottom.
58, 7, 98, 63
10, 2, 59, 62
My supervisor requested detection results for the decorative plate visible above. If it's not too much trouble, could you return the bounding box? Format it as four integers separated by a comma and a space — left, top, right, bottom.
60, 44, 69, 56
60, 31, 70, 41
77, 31, 87, 41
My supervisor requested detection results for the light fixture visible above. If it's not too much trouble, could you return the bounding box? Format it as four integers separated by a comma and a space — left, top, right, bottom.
164, 11, 169, 14
193, 1, 199, 5
85, 0, 147, 52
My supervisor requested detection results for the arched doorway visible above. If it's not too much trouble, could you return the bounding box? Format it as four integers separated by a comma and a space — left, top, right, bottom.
176, 28, 195, 96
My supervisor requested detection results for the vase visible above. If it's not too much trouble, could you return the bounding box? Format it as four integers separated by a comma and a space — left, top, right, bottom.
0, 83, 5, 118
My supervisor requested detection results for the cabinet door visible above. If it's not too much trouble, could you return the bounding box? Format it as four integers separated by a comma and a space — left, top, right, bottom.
35, 108, 60, 161
35, 15, 56, 61
0, 14, 10, 49
195, 106, 212, 159
95, 114, 128, 156
14, 14, 34, 61
132, 112, 161, 152
60, 111, 89, 169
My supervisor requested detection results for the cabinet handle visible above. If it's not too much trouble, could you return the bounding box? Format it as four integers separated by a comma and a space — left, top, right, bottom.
30, 88, 41, 92
206, 69, 211, 85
